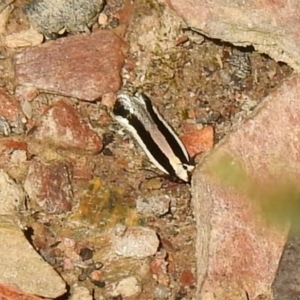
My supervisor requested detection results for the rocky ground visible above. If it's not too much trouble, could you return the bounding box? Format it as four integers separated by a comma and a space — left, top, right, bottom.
0, 0, 294, 299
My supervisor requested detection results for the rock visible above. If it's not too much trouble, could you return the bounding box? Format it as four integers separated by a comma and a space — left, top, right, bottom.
0, 283, 45, 300
57, 237, 80, 267
136, 193, 170, 216
21, 99, 32, 119
13, 30, 125, 101
191, 77, 300, 299
139, 177, 163, 191
101, 92, 117, 109
0, 1, 13, 34
0, 215, 66, 298
0, 138, 28, 180
24, 0, 104, 38
272, 228, 300, 300
33, 100, 102, 153
150, 252, 169, 286
123, 2, 183, 88
89, 270, 103, 282
110, 276, 142, 298
179, 269, 196, 287
24, 158, 74, 213
4, 28, 43, 48
153, 284, 171, 300
70, 285, 92, 300
0, 117, 11, 136
0, 169, 25, 215
15, 86, 39, 103
114, 223, 127, 237
113, 226, 159, 258
180, 125, 214, 158
166, 0, 300, 73
98, 13, 108, 26
0, 90, 26, 135
72, 156, 95, 185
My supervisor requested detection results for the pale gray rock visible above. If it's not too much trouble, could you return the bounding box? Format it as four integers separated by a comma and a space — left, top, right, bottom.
24, 0, 104, 38
113, 226, 159, 258
0, 117, 11, 136
110, 276, 142, 298
136, 194, 170, 216
4, 28, 43, 48
0, 169, 25, 215
0, 215, 66, 298
70, 284, 92, 300
0, 91, 26, 135
153, 284, 171, 300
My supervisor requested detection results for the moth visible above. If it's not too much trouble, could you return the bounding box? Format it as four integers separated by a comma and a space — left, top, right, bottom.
113, 92, 194, 183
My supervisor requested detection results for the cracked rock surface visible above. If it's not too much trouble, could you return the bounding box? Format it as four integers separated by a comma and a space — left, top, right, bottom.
167, 0, 300, 73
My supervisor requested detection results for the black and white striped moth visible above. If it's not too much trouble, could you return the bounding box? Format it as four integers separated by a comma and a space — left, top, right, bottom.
113, 92, 194, 183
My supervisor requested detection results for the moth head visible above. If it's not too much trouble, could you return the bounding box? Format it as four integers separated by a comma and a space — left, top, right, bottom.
132, 92, 148, 106
116, 93, 132, 107
175, 163, 195, 183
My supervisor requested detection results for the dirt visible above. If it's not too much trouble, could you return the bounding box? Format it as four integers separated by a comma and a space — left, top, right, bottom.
0, 0, 294, 299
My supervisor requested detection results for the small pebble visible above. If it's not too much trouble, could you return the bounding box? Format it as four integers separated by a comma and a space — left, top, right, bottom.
113, 226, 159, 258
153, 284, 171, 300
114, 223, 127, 237
181, 126, 214, 158
179, 269, 196, 287
0, 116, 11, 136
79, 248, 93, 261
5, 28, 43, 48
109, 17, 119, 28
70, 285, 92, 300
89, 270, 103, 281
101, 92, 116, 108
98, 12, 108, 25
111, 277, 141, 298
140, 177, 163, 190
0, 169, 25, 214
136, 194, 170, 216
95, 262, 103, 270
219, 69, 232, 84
21, 99, 32, 119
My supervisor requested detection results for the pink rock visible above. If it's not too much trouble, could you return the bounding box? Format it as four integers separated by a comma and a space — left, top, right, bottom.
0, 90, 24, 121
13, 30, 125, 101
34, 100, 102, 153
192, 77, 300, 299
101, 92, 117, 109
167, 0, 300, 72
90, 270, 103, 281
150, 257, 169, 286
1, 138, 27, 152
24, 158, 74, 213
179, 269, 196, 287
72, 156, 95, 185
